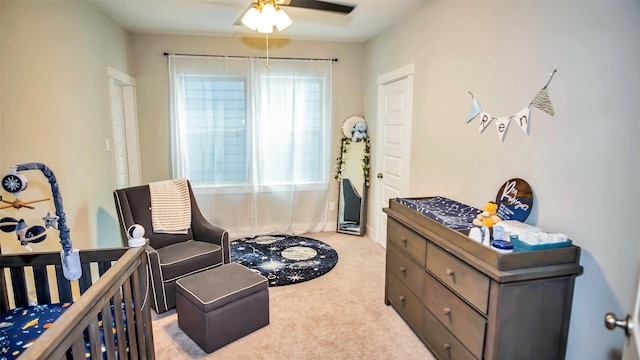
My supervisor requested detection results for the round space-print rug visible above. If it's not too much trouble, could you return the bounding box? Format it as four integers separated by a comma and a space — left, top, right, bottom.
230, 234, 339, 287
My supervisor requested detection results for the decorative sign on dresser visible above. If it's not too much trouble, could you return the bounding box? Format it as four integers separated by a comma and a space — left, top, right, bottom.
384, 198, 583, 360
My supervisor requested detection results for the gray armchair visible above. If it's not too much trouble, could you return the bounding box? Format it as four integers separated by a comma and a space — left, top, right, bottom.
113, 180, 229, 313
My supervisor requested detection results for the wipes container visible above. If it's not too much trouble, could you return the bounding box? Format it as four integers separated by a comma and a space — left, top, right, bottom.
491, 240, 513, 254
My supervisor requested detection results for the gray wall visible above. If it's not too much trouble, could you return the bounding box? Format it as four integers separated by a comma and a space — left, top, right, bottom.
0, 1, 132, 251
2, 0, 638, 357
0, 1, 365, 246
365, 2, 640, 358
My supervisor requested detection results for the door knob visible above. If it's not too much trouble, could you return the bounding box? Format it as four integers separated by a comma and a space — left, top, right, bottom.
605, 312, 633, 337
377, 173, 383, 179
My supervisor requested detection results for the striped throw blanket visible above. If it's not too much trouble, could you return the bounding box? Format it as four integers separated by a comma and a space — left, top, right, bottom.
149, 179, 191, 234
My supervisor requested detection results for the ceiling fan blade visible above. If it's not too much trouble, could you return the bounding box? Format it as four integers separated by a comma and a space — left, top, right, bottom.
234, 0, 355, 26
281, 0, 356, 15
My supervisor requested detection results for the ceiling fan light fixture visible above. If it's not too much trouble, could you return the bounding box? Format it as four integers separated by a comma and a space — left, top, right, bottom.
275, 9, 292, 31
241, 0, 292, 33
257, 20, 274, 34
241, 6, 261, 31
260, 3, 277, 23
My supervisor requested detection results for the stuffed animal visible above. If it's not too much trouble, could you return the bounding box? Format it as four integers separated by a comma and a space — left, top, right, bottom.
473, 201, 502, 228
351, 121, 367, 142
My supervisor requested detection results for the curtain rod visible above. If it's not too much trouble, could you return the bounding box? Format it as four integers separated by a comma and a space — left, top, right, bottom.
163, 52, 338, 62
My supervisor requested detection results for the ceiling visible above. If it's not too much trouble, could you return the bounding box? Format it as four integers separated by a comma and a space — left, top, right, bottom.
91, 0, 427, 42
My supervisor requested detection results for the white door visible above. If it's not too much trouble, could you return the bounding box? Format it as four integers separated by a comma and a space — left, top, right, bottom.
107, 67, 141, 188
606, 248, 640, 359
374, 64, 414, 248
625, 276, 640, 360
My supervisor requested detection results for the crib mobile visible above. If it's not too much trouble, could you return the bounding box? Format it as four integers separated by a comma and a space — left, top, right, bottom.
0, 163, 82, 280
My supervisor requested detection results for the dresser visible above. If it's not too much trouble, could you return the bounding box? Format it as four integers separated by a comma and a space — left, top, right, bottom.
384, 199, 583, 360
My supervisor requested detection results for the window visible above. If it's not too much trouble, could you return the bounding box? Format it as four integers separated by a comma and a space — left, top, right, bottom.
182, 75, 248, 185
170, 56, 332, 192
258, 75, 325, 184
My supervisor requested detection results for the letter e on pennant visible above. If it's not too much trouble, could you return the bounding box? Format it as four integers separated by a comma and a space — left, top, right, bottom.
495, 117, 511, 142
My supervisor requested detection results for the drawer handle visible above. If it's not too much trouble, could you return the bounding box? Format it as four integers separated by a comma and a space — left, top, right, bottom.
443, 307, 451, 316
400, 266, 407, 274
446, 268, 455, 276
443, 343, 451, 351
401, 237, 408, 247
399, 295, 406, 303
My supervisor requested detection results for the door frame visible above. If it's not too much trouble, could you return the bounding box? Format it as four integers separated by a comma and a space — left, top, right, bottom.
373, 63, 415, 247
107, 67, 141, 187
621, 247, 640, 359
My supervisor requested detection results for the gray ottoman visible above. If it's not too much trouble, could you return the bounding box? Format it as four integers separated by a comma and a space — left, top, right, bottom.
175, 263, 269, 353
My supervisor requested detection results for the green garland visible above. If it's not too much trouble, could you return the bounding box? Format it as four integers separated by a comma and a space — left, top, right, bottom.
334, 138, 350, 181
362, 137, 371, 187
335, 137, 371, 187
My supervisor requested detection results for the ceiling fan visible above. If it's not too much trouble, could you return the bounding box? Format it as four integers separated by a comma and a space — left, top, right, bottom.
235, 0, 356, 30
276, 0, 356, 15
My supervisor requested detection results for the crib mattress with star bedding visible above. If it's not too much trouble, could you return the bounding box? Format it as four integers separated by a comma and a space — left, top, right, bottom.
0, 302, 128, 359
1, 246, 154, 359
394, 196, 481, 230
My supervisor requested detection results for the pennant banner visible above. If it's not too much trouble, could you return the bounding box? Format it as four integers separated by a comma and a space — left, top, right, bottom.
466, 71, 556, 141
478, 111, 493, 133
471, 105, 533, 140
494, 116, 511, 142
467, 98, 482, 123
531, 88, 555, 116
514, 106, 531, 134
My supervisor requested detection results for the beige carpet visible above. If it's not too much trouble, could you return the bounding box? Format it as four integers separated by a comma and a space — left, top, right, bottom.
150, 231, 435, 360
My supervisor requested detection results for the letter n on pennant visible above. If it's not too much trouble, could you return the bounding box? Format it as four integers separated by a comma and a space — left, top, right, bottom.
516, 107, 531, 134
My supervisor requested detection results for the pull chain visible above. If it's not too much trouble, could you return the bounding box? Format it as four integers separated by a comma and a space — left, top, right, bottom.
265, 33, 271, 71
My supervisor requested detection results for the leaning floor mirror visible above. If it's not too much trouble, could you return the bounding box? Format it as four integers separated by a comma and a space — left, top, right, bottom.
336, 136, 370, 236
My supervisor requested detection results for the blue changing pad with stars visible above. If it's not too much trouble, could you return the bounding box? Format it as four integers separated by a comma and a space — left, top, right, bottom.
395, 196, 481, 230
1, 302, 129, 359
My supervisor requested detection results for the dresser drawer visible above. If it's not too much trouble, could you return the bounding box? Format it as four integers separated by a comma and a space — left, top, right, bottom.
424, 273, 486, 358
426, 242, 490, 314
386, 272, 424, 333
387, 243, 425, 296
423, 309, 478, 360
388, 218, 426, 266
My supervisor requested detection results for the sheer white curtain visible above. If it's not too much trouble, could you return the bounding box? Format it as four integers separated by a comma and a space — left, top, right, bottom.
168, 55, 332, 238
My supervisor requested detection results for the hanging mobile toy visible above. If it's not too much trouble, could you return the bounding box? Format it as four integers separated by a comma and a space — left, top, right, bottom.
0, 163, 81, 280
0, 217, 48, 251
0, 166, 51, 250
1, 166, 50, 210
